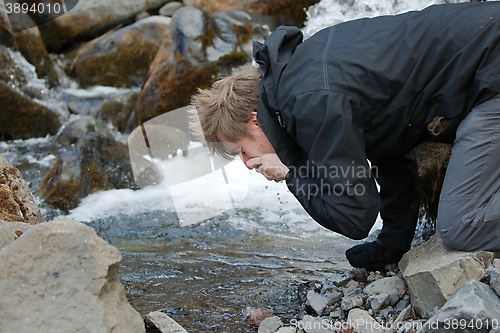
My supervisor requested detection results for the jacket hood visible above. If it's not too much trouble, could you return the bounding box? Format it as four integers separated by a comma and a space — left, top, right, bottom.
252, 26, 303, 111
251, 27, 306, 166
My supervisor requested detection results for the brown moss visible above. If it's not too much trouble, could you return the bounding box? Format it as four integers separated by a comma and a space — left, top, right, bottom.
75, 39, 160, 88
84, 162, 111, 193
217, 49, 249, 70
39, 157, 84, 212
0, 82, 60, 140
416, 142, 453, 223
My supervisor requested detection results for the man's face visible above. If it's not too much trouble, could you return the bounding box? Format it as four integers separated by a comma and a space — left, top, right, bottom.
220, 112, 275, 168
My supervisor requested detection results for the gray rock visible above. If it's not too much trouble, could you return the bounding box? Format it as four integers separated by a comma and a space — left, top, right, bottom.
347, 308, 385, 333
145, 311, 188, 332
385, 305, 412, 333
276, 327, 297, 333
0, 154, 45, 224
482, 264, 500, 297
363, 276, 406, 298
321, 271, 354, 292
0, 217, 145, 333
0, 219, 32, 251
307, 290, 330, 316
367, 293, 390, 313
159, 2, 184, 16
258, 316, 283, 333
399, 233, 495, 317
172, 6, 207, 66
419, 279, 500, 333
494, 258, 500, 269
341, 293, 364, 311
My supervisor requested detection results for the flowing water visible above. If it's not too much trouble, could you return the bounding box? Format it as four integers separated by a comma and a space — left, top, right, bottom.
2, 0, 458, 331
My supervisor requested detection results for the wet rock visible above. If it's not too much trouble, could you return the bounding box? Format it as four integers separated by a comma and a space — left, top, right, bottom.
258, 316, 283, 333
0, 45, 24, 85
55, 116, 112, 145
37, 0, 172, 52
246, 308, 274, 326
159, 2, 184, 17
347, 308, 385, 333
0, 219, 32, 251
0, 154, 45, 224
0, 81, 61, 140
97, 90, 139, 133
39, 132, 137, 211
72, 16, 171, 88
399, 234, 495, 318
0, 217, 145, 333
9, 12, 62, 86
145, 311, 188, 333
419, 279, 500, 333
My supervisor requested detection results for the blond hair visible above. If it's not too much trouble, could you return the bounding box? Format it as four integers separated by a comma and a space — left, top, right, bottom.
190, 64, 261, 159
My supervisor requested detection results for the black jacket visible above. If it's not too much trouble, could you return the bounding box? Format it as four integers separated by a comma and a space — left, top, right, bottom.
252, 2, 500, 246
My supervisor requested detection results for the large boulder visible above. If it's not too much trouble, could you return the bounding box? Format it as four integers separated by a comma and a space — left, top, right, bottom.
0, 81, 61, 140
0, 217, 145, 333
399, 234, 497, 318
134, 6, 218, 124
419, 279, 500, 333
37, 0, 172, 52
38, 132, 137, 211
72, 16, 172, 88
0, 154, 45, 224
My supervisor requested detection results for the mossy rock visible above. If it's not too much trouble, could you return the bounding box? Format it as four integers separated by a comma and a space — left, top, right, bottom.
12, 26, 61, 86
39, 132, 137, 212
415, 142, 453, 223
72, 16, 171, 88
0, 81, 61, 140
74, 39, 160, 88
0, 45, 26, 87
97, 91, 140, 133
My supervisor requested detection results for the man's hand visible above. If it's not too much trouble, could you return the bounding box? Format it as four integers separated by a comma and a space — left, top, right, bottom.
245, 153, 289, 181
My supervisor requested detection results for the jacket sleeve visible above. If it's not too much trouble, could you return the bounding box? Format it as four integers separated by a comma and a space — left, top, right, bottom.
283, 90, 380, 239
